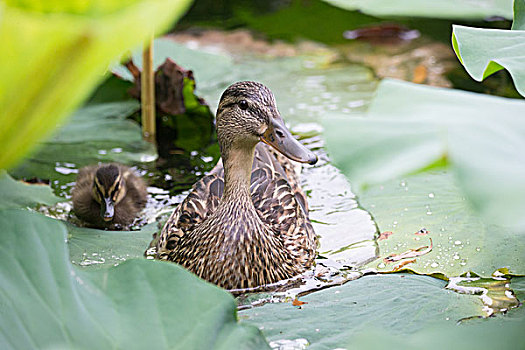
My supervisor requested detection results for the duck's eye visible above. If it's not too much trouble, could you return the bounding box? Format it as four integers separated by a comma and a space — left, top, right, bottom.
238, 100, 248, 110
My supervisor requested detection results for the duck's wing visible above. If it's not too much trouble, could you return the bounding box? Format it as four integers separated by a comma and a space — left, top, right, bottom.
71, 165, 99, 224
265, 144, 310, 215
73, 165, 98, 189
250, 143, 317, 266
156, 163, 224, 260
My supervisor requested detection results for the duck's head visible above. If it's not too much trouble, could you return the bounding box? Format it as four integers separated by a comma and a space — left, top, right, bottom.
216, 81, 317, 165
92, 164, 126, 222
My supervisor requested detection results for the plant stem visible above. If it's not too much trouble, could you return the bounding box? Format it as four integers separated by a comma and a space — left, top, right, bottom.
141, 36, 156, 144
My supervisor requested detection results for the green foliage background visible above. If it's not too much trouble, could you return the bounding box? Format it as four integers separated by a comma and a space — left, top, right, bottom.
0, 0, 191, 169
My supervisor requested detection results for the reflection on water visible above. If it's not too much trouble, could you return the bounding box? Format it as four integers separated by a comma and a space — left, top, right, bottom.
55, 162, 79, 175
299, 133, 377, 267
446, 273, 521, 319
235, 260, 364, 310
269, 338, 309, 350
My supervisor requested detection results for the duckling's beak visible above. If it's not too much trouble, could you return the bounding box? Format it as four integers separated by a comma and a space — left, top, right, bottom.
101, 197, 114, 222
261, 115, 318, 165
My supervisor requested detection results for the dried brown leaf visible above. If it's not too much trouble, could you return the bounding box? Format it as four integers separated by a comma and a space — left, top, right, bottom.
292, 298, 308, 306
384, 238, 433, 263
378, 231, 394, 240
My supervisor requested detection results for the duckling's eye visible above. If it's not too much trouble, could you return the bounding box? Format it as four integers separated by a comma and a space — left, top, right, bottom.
238, 100, 248, 110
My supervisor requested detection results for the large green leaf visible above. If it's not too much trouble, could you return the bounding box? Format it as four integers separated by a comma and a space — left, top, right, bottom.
231, 0, 379, 45
513, 0, 525, 29
51, 101, 142, 144
0, 0, 192, 170
324, 79, 525, 231
112, 39, 234, 92
240, 274, 525, 349
452, 0, 525, 97
0, 171, 62, 209
11, 101, 155, 192
361, 171, 525, 277
0, 209, 268, 349
67, 223, 158, 269
323, 0, 513, 19
345, 278, 525, 349
344, 299, 524, 349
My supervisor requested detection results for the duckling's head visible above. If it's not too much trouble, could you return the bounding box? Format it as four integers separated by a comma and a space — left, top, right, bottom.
92, 164, 126, 222
216, 81, 317, 165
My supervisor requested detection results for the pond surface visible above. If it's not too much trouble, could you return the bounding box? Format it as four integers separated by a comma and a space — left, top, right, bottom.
10, 26, 523, 350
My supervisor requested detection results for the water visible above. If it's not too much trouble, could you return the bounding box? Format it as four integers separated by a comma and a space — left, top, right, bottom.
269, 338, 309, 350
25, 29, 522, 327
446, 275, 520, 318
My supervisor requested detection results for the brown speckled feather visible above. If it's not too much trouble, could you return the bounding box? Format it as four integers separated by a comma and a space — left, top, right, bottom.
156, 143, 316, 289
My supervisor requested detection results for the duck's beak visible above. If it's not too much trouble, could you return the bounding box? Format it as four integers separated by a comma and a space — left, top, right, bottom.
101, 197, 114, 222
261, 114, 318, 165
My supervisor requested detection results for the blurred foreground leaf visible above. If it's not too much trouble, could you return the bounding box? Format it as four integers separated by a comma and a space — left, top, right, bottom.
323, 0, 513, 19
324, 79, 525, 230
0, 209, 269, 349
452, 0, 525, 96
0, 0, 192, 170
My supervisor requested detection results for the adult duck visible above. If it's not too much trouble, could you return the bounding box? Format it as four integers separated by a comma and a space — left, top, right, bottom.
155, 81, 318, 290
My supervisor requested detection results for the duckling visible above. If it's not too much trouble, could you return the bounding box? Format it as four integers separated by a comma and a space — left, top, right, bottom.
155, 81, 318, 290
71, 163, 147, 229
